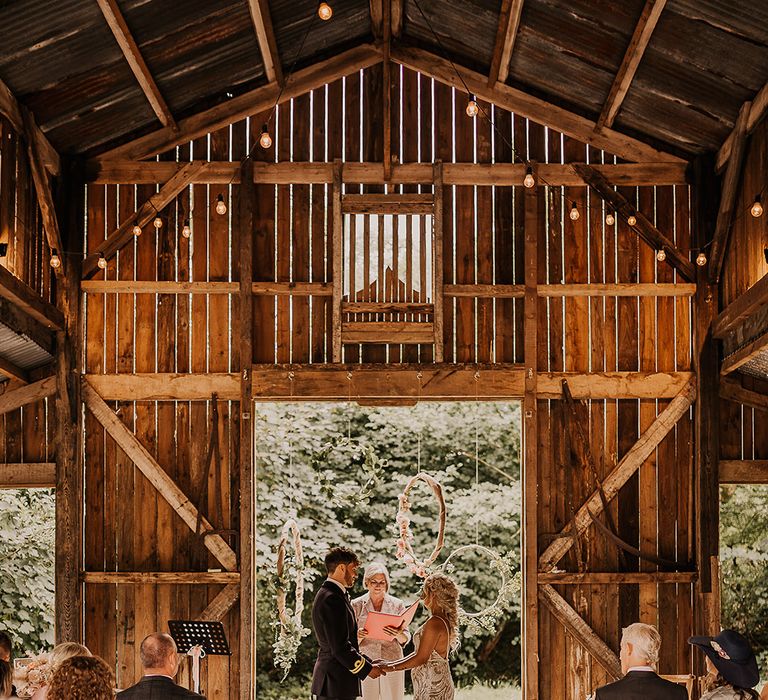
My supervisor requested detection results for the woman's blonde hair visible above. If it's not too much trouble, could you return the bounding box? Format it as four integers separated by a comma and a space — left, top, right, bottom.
363, 562, 390, 590
49, 642, 91, 673
47, 656, 113, 700
422, 572, 460, 653
702, 672, 759, 699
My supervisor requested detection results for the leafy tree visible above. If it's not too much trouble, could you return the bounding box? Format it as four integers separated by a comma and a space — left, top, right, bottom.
255, 402, 522, 696
0, 489, 55, 655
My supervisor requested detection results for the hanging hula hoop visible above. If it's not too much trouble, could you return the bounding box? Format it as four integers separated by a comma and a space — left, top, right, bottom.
441, 544, 509, 619
276, 519, 305, 627
395, 472, 446, 578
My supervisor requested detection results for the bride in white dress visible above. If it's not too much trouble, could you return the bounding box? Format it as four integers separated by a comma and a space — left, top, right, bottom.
377, 573, 458, 700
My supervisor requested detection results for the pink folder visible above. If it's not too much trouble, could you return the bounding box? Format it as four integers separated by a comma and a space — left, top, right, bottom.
363, 600, 420, 642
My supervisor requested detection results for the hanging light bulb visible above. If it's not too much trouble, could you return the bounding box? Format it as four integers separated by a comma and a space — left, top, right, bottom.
215, 194, 227, 216
696, 252, 707, 266
656, 249, 666, 262
153, 216, 163, 229
318, 1, 332, 20
466, 95, 479, 118
181, 219, 191, 239
49, 250, 61, 269
97, 252, 108, 270
523, 167, 535, 189
627, 213, 637, 226
605, 212, 615, 226
751, 195, 764, 218
259, 123, 272, 149
132, 224, 142, 236
569, 201, 580, 221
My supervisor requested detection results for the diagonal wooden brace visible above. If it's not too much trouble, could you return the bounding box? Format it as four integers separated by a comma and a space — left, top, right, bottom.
81, 377, 238, 571
539, 378, 696, 572
197, 583, 240, 622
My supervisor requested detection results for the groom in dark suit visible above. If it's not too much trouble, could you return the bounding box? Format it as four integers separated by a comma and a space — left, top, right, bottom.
312, 547, 385, 700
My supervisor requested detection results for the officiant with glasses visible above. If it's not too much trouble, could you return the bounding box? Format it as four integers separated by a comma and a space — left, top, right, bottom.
352, 563, 411, 700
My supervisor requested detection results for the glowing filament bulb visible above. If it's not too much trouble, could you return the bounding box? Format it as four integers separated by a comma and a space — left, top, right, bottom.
50, 250, 61, 269
627, 213, 637, 226
132, 224, 142, 236
523, 167, 535, 188
656, 249, 666, 262
318, 2, 332, 20
259, 124, 272, 149
605, 212, 615, 226
97, 253, 107, 269
696, 252, 707, 266
181, 219, 191, 239
751, 195, 764, 218
466, 96, 479, 118
569, 201, 580, 221
216, 194, 227, 216
153, 216, 163, 229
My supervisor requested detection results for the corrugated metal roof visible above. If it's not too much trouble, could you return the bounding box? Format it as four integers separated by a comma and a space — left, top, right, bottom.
0, 321, 53, 373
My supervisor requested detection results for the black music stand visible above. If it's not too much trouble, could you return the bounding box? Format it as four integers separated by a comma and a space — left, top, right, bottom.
169, 620, 231, 694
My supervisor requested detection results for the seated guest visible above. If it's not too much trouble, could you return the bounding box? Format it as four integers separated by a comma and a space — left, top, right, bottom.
31, 642, 91, 700
119, 633, 205, 699
47, 656, 113, 700
0, 632, 11, 663
689, 629, 759, 699
0, 659, 12, 698
595, 623, 686, 699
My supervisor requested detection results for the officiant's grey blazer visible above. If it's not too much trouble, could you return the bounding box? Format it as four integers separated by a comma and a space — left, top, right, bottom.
118, 675, 206, 699
595, 670, 687, 700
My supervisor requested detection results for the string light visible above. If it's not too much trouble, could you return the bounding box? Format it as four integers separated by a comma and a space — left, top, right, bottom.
569, 201, 580, 221
627, 213, 637, 226
605, 212, 615, 226
153, 216, 163, 229
49, 250, 61, 269
696, 252, 707, 266
181, 219, 191, 239
751, 195, 764, 218
97, 252, 107, 269
466, 95, 479, 118
318, 2, 332, 20
523, 167, 535, 188
656, 249, 666, 262
132, 224, 142, 236
259, 124, 272, 149
215, 194, 227, 216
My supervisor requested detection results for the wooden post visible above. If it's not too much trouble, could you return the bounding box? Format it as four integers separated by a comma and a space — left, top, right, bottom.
522, 168, 538, 699
239, 157, 255, 699
382, 0, 392, 181
332, 160, 343, 362
433, 161, 444, 362
54, 157, 84, 642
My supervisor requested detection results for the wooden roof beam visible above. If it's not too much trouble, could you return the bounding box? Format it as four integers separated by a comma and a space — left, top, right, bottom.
246, 0, 283, 85
0, 297, 55, 354
720, 375, 768, 411
713, 272, 768, 339
0, 356, 29, 384
391, 45, 685, 164
95, 0, 177, 130
391, 0, 403, 38
370, 0, 384, 40
98, 44, 383, 162
0, 375, 56, 416
0, 78, 59, 176
708, 101, 751, 283
0, 264, 64, 330
571, 163, 695, 280
596, 0, 667, 130
717, 79, 768, 172
488, 0, 525, 87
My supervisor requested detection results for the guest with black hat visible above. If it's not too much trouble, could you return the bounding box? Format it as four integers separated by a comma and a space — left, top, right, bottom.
689, 629, 760, 699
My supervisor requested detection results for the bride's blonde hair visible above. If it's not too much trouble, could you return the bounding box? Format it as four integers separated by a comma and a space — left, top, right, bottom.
422, 572, 460, 653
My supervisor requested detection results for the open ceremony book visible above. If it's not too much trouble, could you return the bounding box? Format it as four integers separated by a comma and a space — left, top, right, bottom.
363, 600, 420, 642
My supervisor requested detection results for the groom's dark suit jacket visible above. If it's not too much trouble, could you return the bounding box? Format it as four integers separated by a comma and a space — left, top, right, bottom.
595, 670, 688, 699
118, 675, 206, 699
311, 580, 372, 699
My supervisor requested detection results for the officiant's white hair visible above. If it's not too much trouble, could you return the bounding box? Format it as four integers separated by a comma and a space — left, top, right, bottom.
621, 623, 661, 667
363, 562, 390, 589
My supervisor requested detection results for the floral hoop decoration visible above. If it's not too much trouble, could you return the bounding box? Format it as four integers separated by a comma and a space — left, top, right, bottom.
273, 519, 310, 679
441, 544, 521, 635
395, 472, 446, 578
13, 654, 52, 698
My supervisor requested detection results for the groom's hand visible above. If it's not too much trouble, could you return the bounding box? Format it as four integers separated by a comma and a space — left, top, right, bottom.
369, 665, 386, 679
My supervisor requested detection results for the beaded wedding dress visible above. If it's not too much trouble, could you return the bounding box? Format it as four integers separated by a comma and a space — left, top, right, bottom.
411, 617, 455, 700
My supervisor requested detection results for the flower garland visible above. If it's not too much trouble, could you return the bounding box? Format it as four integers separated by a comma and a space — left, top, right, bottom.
441, 544, 521, 635
395, 473, 446, 578
312, 437, 387, 507
273, 519, 310, 679
13, 654, 52, 698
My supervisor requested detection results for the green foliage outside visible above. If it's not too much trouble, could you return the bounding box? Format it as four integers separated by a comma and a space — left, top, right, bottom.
0, 489, 55, 654
255, 402, 523, 698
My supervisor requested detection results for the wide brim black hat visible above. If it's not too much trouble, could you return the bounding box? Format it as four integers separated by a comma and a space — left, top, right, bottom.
689, 630, 759, 689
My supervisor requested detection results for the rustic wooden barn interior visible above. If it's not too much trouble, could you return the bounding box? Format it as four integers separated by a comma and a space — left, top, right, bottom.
1, 0, 767, 697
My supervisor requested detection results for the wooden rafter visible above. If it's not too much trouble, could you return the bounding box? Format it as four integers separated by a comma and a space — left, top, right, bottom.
97, 44, 383, 162
95, 0, 176, 129
0, 298, 55, 354
571, 163, 696, 281
538, 378, 696, 571
0, 78, 59, 175
719, 460, 768, 484
0, 264, 63, 330
488, 0, 524, 86
246, 0, 283, 85
391, 0, 403, 37
713, 272, 768, 339
370, 0, 384, 40
82, 161, 205, 276
0, 376, 56, 416
708, 101, 751, 283
0, 462, 55, 488
721, 331, 768, 376
81, 378, 238, 572
391, 45, 685, 164
720, 376, 768, 412
595, 0, 667, 130
0, 356, 28, 384
717, 79, 768, 172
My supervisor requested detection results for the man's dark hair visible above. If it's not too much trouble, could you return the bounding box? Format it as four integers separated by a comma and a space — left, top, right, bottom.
0, 632, 11, 659
325, 547, 359, 575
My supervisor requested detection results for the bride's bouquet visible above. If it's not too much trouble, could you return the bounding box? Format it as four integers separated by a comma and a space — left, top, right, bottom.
13, 653, 52, 698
